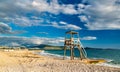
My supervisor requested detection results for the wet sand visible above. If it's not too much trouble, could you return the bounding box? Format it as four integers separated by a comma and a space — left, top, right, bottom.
0, 50, 120, 72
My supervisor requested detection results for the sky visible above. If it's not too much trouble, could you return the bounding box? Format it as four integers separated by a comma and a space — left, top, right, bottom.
0, 0, 120, 48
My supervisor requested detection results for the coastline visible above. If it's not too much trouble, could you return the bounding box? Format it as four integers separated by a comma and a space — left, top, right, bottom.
38, 50, 120, 68
0, 50, 120, 72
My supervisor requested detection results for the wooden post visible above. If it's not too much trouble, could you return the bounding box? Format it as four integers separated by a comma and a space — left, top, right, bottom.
78, 45, 83, 60
72, 46, 74, 60
70, 45, 74, 60
63, 46, 66, 60
63, 31, 87, 60
78, 45, 86, 60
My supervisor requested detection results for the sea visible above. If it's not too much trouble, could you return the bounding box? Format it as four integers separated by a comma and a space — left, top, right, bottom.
38, 48, 120, 68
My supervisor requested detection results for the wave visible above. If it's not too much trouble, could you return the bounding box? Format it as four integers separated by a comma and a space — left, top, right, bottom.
38, 50, 70, 59
97, 63, 120, 68
36, 51, 120, 68
90, 57, 120, 68
100, 59, 120, 68
91, 58, 120, 68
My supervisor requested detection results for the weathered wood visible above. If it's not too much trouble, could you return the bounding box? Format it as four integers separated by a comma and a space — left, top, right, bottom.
63, 31, 87, 60
63, 46, 67, 60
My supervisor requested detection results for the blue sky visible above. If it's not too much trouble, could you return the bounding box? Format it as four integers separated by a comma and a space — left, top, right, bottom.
0, 0, 120, 48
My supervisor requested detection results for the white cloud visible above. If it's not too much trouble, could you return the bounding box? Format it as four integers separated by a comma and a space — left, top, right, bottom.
14, 0, 78, 15
13, 16, 41, 27
0, 22, 26, 34
37, 32, 48, 34
0, 36, 65, 46
59, 21, 67, 25
31, 0, 78, 14
52, 21, 81, 30
78, 15, 88, 22
0, 35, 97, 47
61, 4, 78, 14
81, 0, 120, 30
13, 16, 81, 30
77, 4, 86, 14
0, 0, 85, 30
78, 4, 86, 9
65, 24, 82, 30
0, 22, 12, 34
2, 0, 119, 30
81, 36, 97, 40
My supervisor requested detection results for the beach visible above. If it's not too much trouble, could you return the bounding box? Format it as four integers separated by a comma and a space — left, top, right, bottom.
0, 50, 120, 72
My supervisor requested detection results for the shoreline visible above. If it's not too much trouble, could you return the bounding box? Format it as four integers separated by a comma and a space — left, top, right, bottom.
37, 50, 120, 68
0, 50, 120, 72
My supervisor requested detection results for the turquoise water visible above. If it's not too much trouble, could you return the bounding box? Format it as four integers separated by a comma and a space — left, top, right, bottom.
42, 48, 120, 67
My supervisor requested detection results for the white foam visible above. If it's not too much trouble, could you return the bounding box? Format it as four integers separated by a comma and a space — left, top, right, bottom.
36, 51, 120, 68
37, 50, 70, 59
97, 63, 120, 68
91, 58, 120, 68
106, 59, 113, 62
91, 57, 113, 61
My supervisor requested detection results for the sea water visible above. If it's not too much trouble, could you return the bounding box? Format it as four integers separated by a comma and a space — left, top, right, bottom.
39, 48, 120, 68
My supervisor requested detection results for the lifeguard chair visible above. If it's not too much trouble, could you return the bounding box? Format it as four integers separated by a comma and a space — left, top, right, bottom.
63, 31, 87, 60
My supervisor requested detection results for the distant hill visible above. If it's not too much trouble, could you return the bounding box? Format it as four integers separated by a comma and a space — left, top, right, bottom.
27, 44, 119, 50
29, 44, 63, 50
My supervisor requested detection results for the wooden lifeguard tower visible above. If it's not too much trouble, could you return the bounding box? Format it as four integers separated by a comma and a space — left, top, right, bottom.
63, 31, 87, 60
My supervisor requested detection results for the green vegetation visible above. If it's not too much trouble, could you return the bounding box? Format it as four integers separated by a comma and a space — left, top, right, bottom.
29, 44, 64, 50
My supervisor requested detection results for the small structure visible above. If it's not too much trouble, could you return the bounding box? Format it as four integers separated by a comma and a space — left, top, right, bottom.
63, 31, 87, 60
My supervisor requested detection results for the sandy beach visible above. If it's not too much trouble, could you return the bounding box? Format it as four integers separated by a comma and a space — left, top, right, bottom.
0, 50, 120, 72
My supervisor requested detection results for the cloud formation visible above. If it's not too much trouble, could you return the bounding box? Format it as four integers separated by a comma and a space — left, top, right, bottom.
1, 0, 119, 30
81, 36, 97, 40
26, 0, 78, 14
0, 22, 12, 34
81, 0, 120, 30
0, 36, 64, 47
0, 35, 97, 47
0, 22, 26, 34
0, 0, 83, 30
37, 32, 48, 35
52, 21, 81, 30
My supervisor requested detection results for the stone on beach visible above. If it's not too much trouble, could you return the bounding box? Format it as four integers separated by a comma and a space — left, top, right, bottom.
0, 50, 120, 72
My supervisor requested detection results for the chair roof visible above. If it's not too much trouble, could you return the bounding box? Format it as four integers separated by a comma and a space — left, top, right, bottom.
66, 31, 78, 34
